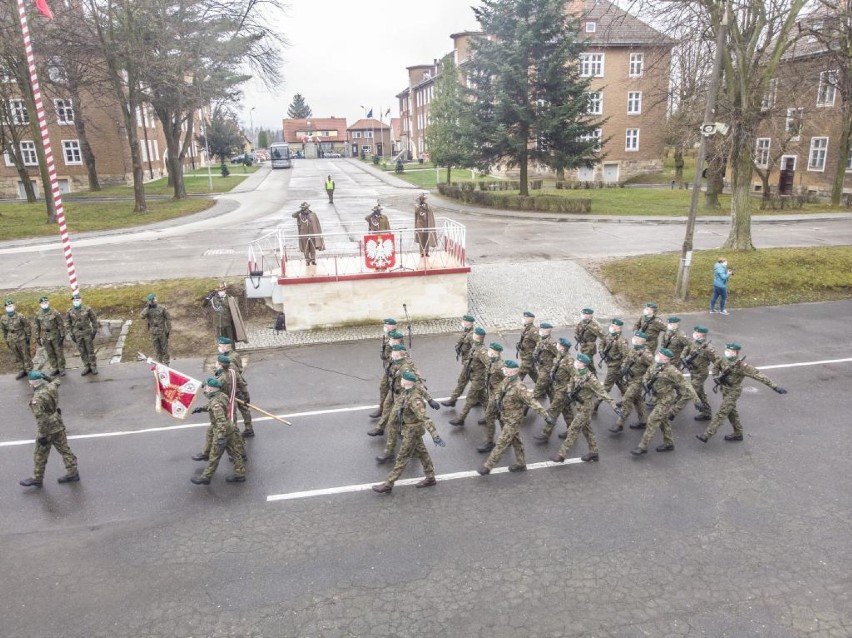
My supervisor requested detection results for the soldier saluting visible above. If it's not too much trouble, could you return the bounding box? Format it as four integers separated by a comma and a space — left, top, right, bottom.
414, 193, 437, 257
292, 202, 326, 266
365, 203, 390, 231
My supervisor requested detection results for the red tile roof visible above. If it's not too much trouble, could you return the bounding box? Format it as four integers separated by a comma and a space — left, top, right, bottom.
348, 118, 390, 131
283, 117, 348, 144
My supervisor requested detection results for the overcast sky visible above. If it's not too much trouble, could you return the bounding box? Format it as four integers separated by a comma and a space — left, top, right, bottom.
240, 0, 482, 132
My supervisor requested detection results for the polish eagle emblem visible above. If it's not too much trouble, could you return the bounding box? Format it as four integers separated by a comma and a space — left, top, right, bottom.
364, 234, 396, 270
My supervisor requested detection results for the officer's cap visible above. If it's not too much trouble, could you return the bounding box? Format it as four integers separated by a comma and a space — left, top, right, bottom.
388, 330, 404, 340
298, 201, 310, 211
217, 354, 231, 365
401, 370, 418, 382
659, 348, 674, 358
503, 360, 519, 369
558, 337, 572, 348
217, 282, 227, 291
523, 311, 535, 318
540, 322, 553, 329
667, 316, 681, 323
38, 296, 49, 303
383, 318, 397, 325
694, 326, 709, 334
146, 293, 157, 302
474, 327, 486, 336
582, 308, 594, 315
576, 353, 592, 365
205, 377, 223, 388
634, 330, 648, 339
611, 318, 624, 326
392, 344, 407, 351
462, 314, 475, 323
217, 337, 233, 345
725, 342, 742, 351
489, 342, 504, 352
27, 370, 46, 381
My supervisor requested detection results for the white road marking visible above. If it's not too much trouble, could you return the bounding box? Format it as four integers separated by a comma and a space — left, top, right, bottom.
751, 357, 852, 371
266, 458, 584, 502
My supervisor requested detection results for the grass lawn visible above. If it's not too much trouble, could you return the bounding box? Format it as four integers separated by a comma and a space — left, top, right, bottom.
0, 198, 214, 241
394, 168, 488, 189
625, 150, 699, 185
595, 247, 852, 313
64, 165, 259, 198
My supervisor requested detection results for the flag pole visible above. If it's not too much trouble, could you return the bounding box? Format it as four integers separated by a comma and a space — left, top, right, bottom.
16, 0, 80, 294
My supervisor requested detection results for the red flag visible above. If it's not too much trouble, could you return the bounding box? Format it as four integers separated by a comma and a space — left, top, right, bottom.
35, 0, 53, 19
151, 363, 201, 420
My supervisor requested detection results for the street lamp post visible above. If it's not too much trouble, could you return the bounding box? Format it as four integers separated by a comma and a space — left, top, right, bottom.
249, 106, 256, 151
201, 111, 213, 193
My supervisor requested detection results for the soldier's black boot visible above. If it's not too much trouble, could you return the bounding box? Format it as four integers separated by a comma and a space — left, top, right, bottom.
476, 465, 491, 475
90, 367, 99, 375
19, 477, 43, 487
694, 414, 711, 421
630, 447, 647, 456
15, 370, 27, 380
449, 418, 465, 427
57, 473, 80, 483
655, 443, 675, 452
372, 483, 392, 494
696, 434, 709, 443
558, 431, 568, 439
550, 454, 566, 463
724, 433, 743, 441
51, 369, 61, 377
440, 398, 456, 407
508, 464, 527, 472
367, 428, 384, 436
476, 441, 495, 453
609, 425, 624, 433
629, 422, 647, 430
533, 433, 549, 443
242, 428, 255, 438
477, 418, 486, 425
375, 454, 393, 464
191, 453, 209, 461
581, 452, 600, 462
416, 477, 437, 488
81, 366, 91, 376
190, 476, 211, 485
225, 474, 246, 483
368, 408, 382, 418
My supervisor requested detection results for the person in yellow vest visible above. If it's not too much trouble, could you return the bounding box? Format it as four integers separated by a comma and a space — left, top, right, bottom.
325, 175, 335, 203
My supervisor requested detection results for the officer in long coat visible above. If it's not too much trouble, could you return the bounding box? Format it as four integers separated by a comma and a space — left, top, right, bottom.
414, 193, 437, 257
291, 202, 326, 265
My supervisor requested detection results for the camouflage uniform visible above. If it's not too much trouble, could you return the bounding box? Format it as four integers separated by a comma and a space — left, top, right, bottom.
636, 363, 697, 451
380, 388, 440, 487
702, 359, 782, 440
200, 391, 246, 481
139, 302, 171, 365
554, 373, 618, 459
29, 379, 78, 481
1, 310, 33, 375
381, 358, 436, 458
574, 318, 604, 370
34, 306, 66, 373
612, 346, 654, 430
659, 325, 690, 369
482, 376, 549, 471
597, 332, 628, 399
634, 314, 666, 351
479, 352, 505, 448
201, 366, 251, 456
540, 350, 575, 439
373, 331, 394, 417
67, 301, 99, 373
515, 323, 539, 382
447, 326, 475, 402
531, 334, 558, 399
680, 338, 719, 419
453, 342, 488, 422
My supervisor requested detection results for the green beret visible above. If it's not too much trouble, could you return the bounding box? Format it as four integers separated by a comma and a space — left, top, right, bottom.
667, 317, 681, 323
474, 327, 486, 336
726, 342, 742, 351
523, 311, 535, 318
217, 336, 233, 345
383, 318, 397, 325
694, 326, 709, 334
146, 293, 157, 302
401, 370, 418, 382
217, 354, 232, 365
540, 322, 553, 329
576, 353, 592, 365
611, 318, 624, 326
392, 344, 407, 351
71, 293, 81, 300
489, 342, 504, 352
463, 314, 475, 322
388, 330, 404, 339
659, 348, 674, 358
38, 296, 49, 303
634, 330, 648, 339
558, 337, 572, 348
503, 359, 519, 368
582, 308, 594, 315
205, 377, 223, 388
4, 298, 14, 305
27, 370, 46, 380
645, 302, 658, 309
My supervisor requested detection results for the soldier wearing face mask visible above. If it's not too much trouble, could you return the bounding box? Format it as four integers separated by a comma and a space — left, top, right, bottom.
66, 293, 99, 376
633, 302, 666, 350
696, 342, 787, 444
2, 298, 33, 380
139, 293, 171, 365
609, 330, 654, 433
215, 336, 243, 374
659, 316, 689, 369
190, 377, 246, 485
449, 327, 488, 427
515, 311, 539, 382
574, 308, 604, 370
593, 318, 628, 414
442, 315, 477, 407
679, 325, 719, 421
476, 342, 506, 454
531, 322, 559, 400
34, 296, 66, 377
536, 337, 576, 442
630, 348, 696, 456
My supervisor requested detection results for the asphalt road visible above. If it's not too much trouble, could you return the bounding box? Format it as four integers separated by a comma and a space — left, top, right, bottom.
2, 159, 852, 289
1, 302, 851, 636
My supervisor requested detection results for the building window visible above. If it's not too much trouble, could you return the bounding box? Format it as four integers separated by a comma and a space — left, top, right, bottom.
579, 128, 602, 152
754, 138, 771, 168
625, 128, 639, 152
365, 130, 373, 138
846, 150, 851, 171
585, 21, 596, 33
807, 137, 828, 171
629, 53, 644, 77
761, 78, 777, 111
580, 53, 604, 77
20, 141, 38, 165
9, 99, 29, 124
352, 131, 361, 138
627, 91, 642, 115
587, 91, 603, 115
62, 140, 82, 165
55, 99, 74, 124
785, 108, 804, 140
361, 145, 371, 155
817, 70, 837, 106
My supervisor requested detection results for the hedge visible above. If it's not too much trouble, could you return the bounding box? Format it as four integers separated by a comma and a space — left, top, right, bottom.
437, 183, 591, 214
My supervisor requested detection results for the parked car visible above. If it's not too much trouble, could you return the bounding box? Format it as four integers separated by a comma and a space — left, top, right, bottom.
324, 152, 342, 158
230, 152, 257, 165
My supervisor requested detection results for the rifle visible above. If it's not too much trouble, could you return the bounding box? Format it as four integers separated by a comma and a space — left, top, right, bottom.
574, 324, 587, 351
642, 367, 663, 406
712, 357, 746, 394
454, 340, 463, 361
599, 336, 618, 366
681, 340, 712, 371
549, 354, 564, 384
565, 377, 589, 405
403, 303, 412, 350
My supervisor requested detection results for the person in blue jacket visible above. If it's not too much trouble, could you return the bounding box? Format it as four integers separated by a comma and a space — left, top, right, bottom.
710, 258, 733, 314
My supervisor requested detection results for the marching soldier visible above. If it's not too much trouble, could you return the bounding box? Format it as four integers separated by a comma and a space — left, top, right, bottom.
442, 314, 476, 407
595, 318, 628, 411
216, 336, 243, 374
680, 325, 719, 421
215, 355, 253, 437
292, 202, 326, 265
696, 342, 787, 444
575, 308, 605, 370
190, 377, 246, 485
2, 298, 33, 380
477, 360, 553, 475
633, 302, 666, 350
213, 338, 252, 437
19, 370, 79, 487
531, 322, 558, 400
372, 370, 445, 494
66, 293, 99, 376
609, 330, 654, 433
448, 327, 487, 426
414, 192, 437, 257
534, 337, 575, 442
191, 357, 249, 462
549, 353, 621, 463
516, 311, 539, 382
139, 293, 171, 365
34, 296, 66, 377
659, 316, 690, 368
476, 342, 505, 454
631, 348, 697, 456
369, 318, 398, 419
365, 203, 391, 231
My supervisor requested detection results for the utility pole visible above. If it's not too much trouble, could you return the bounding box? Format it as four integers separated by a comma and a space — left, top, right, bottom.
675, 1, 728, 300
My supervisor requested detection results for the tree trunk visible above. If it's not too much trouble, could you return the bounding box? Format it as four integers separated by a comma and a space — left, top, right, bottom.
122, 103, 147, 213
67, 74, 99, 191
29, 122, 57, 223
723, 130, 755, 250
160, 118, 186, 199
17, 167, 36, 202
446, 165, 452, 185
830, 113, 852, 207
556, 167, 565, 182
703, 136, 725, 209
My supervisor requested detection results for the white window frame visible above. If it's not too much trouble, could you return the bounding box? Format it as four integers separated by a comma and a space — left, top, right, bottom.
579, 128, 603, 152
627, 91, 642, 115
587, 91, 603, 115
780, 155, 797, 171
585, 21, 597, 33
761, 78, 778, 111
629, 53, 644, 77
352, 131, 362, 139
754, 138, 771, 168
580, 53, 604, 78
54, 98, 74, 125
62, 139, 82, 165
20, 140, 38, 166
817, 70, 837, 107
625, 128, 639, 152
846, 149, 852, 171
9, 99, 29, 125
785, 107, 804, 140
807, 137, 828, 171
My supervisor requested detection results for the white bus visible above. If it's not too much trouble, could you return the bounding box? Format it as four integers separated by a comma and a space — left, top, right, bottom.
269, 143, 291, 169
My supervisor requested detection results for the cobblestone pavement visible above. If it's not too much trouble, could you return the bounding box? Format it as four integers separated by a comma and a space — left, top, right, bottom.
241, 260, 624, 350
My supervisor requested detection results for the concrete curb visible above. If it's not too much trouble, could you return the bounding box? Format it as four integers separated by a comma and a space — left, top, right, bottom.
110, 320, 133, 365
